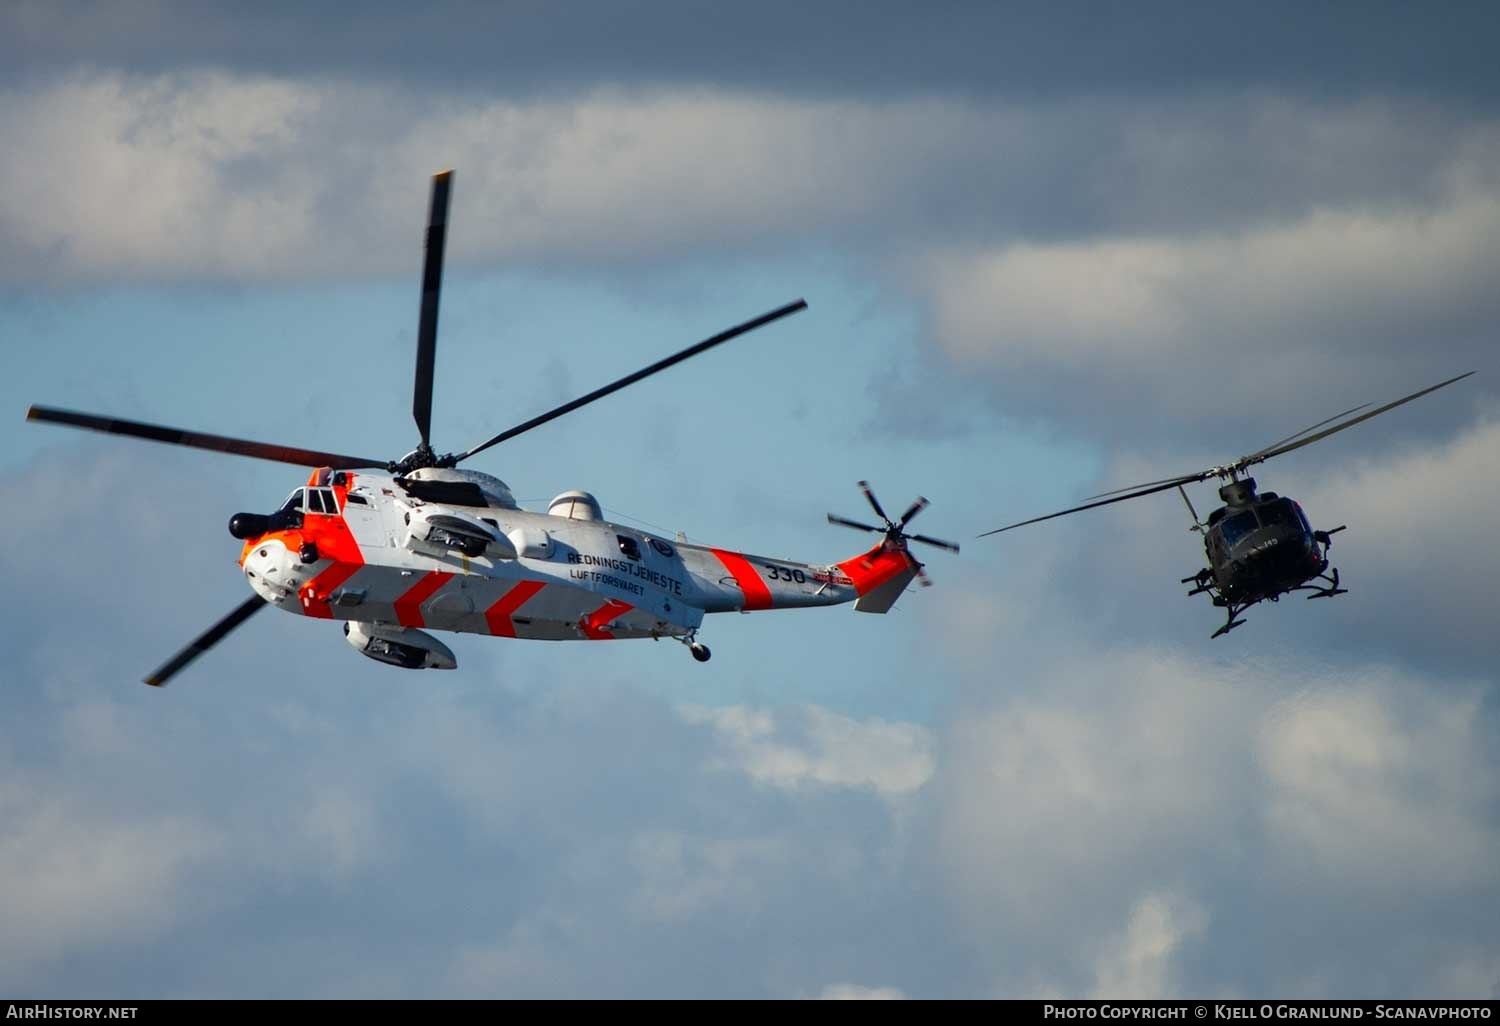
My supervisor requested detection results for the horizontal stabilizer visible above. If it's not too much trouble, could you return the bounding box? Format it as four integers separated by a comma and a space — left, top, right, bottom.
853, 567, 916, 614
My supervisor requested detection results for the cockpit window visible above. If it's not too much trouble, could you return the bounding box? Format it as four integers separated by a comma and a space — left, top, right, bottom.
1257, 500, 1298, 529
303, 488, 340, 515
1218, 511, 1259, 547
282, 489, 306, 512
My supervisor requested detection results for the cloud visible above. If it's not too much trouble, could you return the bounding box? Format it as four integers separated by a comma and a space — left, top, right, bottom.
6, 70, 1493, 462
1089, 891, 1209, 1000
924, 630, 1500, 997
816, 983, 906, 1000
5, 73, 1498, 294
683, 704, 935, 797
0, 773, 224, 981
920, 188, 1500, 433
1259, 679, 1495, 892
0, 444, 1495, 997
5, 3, 1498, 103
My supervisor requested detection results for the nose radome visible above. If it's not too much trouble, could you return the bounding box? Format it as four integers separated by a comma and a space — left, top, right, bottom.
243, 540, 303, 607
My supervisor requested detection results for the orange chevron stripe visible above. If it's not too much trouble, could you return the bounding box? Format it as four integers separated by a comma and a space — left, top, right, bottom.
484, 580, 547, 638
580, 599, 634, 640
394, 570, 454, 628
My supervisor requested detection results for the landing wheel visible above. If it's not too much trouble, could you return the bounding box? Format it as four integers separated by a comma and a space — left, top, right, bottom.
690, 643, 712, 663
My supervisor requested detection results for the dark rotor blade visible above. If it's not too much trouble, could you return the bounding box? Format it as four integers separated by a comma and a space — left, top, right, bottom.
1084, 474, 1205, 502
896, 496, 929, 528
1177, 485, 1202, 526
978, 473, 1206, 538
1249, 371, 1475, 465
453, 299, 807, 462
858, 480, 890, 523
1244, 402, 1372, 462
903, 550, 933, 588
827, 513, 884, 533
412, 170, 453, 449
908, 532, 961, 553
144, 595, 265, 687
27, 406, 384, 469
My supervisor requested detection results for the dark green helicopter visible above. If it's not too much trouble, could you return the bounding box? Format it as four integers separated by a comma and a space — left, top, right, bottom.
979, 372, 1474, 638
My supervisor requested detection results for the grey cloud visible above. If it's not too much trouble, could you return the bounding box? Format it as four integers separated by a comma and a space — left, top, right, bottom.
4, 77, 1496, 285
5, 71, 1496, 452
1, 445, 1495, 997
4, 2, 1497, 103
922, 630, 1500, 997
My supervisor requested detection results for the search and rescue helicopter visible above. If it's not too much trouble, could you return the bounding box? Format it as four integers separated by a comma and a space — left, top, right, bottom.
27, 171, 958, 685
978, 372, 1473, 638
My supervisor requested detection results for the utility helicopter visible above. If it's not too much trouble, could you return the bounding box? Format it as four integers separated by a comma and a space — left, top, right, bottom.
28, 171, 958, 686
978, 372, 1473, 638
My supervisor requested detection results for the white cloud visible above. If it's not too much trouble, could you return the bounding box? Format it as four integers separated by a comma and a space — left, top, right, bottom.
933, 647, 1258, 939
1431, 953, 1500, 1000
4, 72, 1497, 299
7, 71, 1494, 435
1089, 891, 1208, 1000
298, 787, 383, 882
921, 192, 1500, 423
816, 983, 907, 999
0, 773, 224, 981
625, 832, 791, 923
926, 626, 1500, 996
1258, 679, 1495, 891
683, 704, 935, 797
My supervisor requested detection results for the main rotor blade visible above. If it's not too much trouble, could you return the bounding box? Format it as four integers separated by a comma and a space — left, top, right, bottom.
1243, 401, 1372, 462
978, 473, 1205, 538
27, 406, 384, 470
453, 299, 807, 462
858, 480, 890, 523
144, 595, 265, 687
1084, 473, 1205, 502
412, 170, 453, 449
896, 496, 929, 528
903, 551, 933, 588
827, 513, 883, 533
1250, 371, 1475, 465
908, 532, 961, 553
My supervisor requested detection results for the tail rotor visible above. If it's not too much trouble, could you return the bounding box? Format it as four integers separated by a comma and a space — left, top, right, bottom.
827, 480, 959, 587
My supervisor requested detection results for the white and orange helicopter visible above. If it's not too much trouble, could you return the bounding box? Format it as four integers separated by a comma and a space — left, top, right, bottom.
28, 171, 958, 686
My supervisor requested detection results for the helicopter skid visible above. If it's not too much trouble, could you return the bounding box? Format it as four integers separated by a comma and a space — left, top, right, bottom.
1293, 566, 1347, 600
1211, 617, 1247, 639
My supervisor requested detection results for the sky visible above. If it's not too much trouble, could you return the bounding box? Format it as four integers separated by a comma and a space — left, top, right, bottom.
2, 1, 1497, 1000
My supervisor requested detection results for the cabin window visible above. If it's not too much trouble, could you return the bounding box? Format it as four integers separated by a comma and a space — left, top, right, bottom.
301, 488, 340, 515
1257, 500, 1297, 529
617, 535, 642, 561
1218, 511, 1258, 547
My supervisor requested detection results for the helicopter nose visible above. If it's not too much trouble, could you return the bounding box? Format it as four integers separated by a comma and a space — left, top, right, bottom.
242, 539, 303, 607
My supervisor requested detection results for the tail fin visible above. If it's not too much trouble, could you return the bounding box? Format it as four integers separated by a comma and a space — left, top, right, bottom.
852, 565, 917, 613
836, 541, 919, 614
